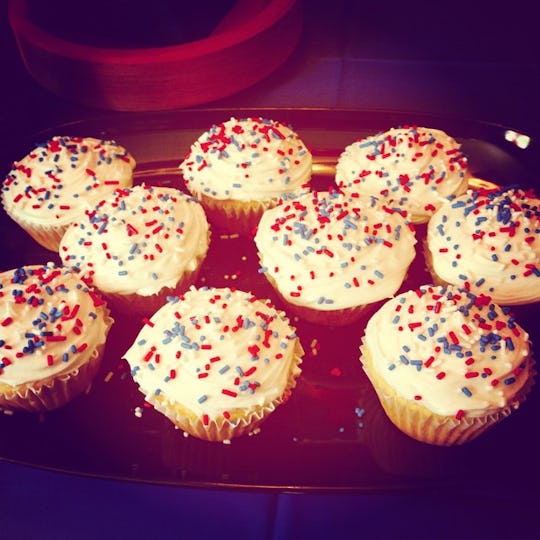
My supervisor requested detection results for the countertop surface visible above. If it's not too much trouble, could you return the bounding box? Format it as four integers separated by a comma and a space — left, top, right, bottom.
1, 2, 540, 538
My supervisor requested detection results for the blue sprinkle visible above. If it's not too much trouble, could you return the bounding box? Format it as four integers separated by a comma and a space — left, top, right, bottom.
410, 360, 423, 371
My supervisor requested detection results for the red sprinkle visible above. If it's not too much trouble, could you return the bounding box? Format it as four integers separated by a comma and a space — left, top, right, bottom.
46, 335, 67, 342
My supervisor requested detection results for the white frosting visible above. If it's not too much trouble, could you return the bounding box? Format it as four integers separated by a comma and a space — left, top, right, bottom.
335, 126, 470, 223
2, 136, 135, 226
123, 287, 302, 420
427, 187, 540, 305
254, 191, 417, 310
0, 263, 112, 386
59, 185, 210, 296
179, 117, 312, 202
362, 285, 532, 417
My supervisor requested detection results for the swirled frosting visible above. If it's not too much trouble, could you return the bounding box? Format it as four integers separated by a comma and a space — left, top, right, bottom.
123, 287, 302, 421
427, 187, 540, 305
2, 136, 135, 226
59, 185, 210, 296
179, 117, 312, 202
362, 285, 532, 417
335, 126, 470, 223
254, 191, 417, 310
0, 263, 112, 386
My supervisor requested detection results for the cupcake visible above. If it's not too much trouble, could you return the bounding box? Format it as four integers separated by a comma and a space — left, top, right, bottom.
254, 191, 417, 326
426, 186, 540, 305
59, 185, 210, 316
0, 263, 114, 412
179, 116, 312, 235
335, 126, 470, 224
1, 136, 135, 251
360, 284, 534, 446
123, 286, 303, 441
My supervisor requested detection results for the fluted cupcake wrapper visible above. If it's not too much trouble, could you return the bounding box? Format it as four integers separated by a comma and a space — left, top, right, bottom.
360, 344, 535, 446
1, 202, 68, 252
0, 322, 113, 414
138, 342, 304, 442
194, 192, 276, 237
0, 303, 113, 412
100, 265, 205, 318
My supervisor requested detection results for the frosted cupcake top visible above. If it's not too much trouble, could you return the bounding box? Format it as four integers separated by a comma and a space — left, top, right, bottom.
335, 126, 470, 223
254, 191, 417, 311
0, 263, 113, 387
179, 117, 312, 202
59, 185, 210, 297
2, 136, 135, 226
427, 187, 540, 305
123, 287, 303, 421
362, 285, 532, 417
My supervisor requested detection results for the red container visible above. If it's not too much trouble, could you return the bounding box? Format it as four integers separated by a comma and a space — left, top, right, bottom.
8, 0, 302, 111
